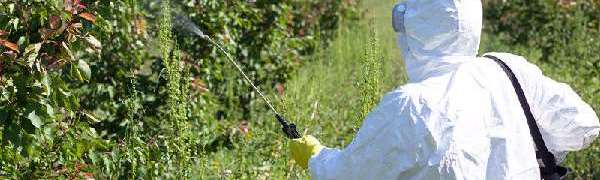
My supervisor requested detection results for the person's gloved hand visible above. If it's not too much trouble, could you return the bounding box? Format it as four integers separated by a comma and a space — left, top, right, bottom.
290, 135, 324, 169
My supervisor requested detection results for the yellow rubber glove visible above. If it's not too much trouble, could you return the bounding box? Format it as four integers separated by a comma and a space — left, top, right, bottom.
290, 135, 324, 169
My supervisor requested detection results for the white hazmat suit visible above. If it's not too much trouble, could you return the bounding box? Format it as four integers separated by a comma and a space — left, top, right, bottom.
307, 0, 600, 179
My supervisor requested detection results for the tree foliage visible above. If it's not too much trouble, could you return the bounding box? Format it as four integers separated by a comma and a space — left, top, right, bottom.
0, 0, 359, 178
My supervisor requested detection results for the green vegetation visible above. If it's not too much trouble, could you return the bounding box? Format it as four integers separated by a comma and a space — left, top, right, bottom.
0, 0, 358, 178
191, 8, 390, 179
1, 0, 599, 179
357, 21, 384, 125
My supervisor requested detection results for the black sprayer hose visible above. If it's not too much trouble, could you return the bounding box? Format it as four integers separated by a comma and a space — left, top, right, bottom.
176, 15, 302, 139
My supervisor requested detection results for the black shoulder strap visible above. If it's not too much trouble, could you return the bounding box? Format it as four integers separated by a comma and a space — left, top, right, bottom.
484, 55, 564, 179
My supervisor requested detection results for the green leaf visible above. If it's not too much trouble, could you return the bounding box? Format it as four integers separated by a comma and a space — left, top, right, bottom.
41, 74, 51, 96
27, 111, 43, 128
83, 112, 100, 123
78, 60, 91, 80
24, 43, 42, 67
0, 109, 8, 121
84, 35, 102, 54
9, 18, 19, 30
61, 42, 75, 60
8, 3, 15, 14
45, 103, 54, 118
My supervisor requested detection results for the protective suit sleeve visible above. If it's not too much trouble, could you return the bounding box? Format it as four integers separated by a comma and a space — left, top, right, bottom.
531, 71, 600, 152
308, 90, 422, 179
493, 53, 600, 153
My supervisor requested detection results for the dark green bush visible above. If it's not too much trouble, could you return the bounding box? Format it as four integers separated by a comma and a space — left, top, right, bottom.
0, 0, 359, 178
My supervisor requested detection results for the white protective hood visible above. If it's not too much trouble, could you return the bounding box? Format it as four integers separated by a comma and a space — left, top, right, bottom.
396, 0, 482, 82
307, 0, 600, 179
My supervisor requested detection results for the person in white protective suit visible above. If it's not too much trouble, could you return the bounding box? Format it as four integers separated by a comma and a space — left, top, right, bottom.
288, 0, 600, 179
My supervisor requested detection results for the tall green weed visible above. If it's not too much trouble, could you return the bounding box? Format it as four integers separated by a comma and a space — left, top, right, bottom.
356, 20, 384, 126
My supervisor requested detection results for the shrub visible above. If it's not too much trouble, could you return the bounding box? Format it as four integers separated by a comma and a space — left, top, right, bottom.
0, 0, 359, 178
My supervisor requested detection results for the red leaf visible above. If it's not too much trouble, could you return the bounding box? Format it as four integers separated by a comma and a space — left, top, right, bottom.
64, 0, 86, 14
79, 13, 96, 24
50, 16, 61, 29
0, 39, 19, 53
2, 51, 17, 60
64, 0, 74, 14
75, 0, 86, 10
75, 163, 87, 172
276, 83, 285, 96
0, 30, 7, 36
134, 17, 146, 35
82, 172, 95, 180
239, 121, 250, 135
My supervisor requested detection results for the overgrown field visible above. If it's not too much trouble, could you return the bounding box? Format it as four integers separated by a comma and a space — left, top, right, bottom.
1, 0, 599, 179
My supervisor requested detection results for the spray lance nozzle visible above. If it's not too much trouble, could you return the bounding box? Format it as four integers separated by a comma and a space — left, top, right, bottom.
276, 114, 301, 139
174, 15, 302, 139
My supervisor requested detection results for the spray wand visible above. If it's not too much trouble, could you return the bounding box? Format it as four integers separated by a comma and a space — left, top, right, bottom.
175, 16, 301, 139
